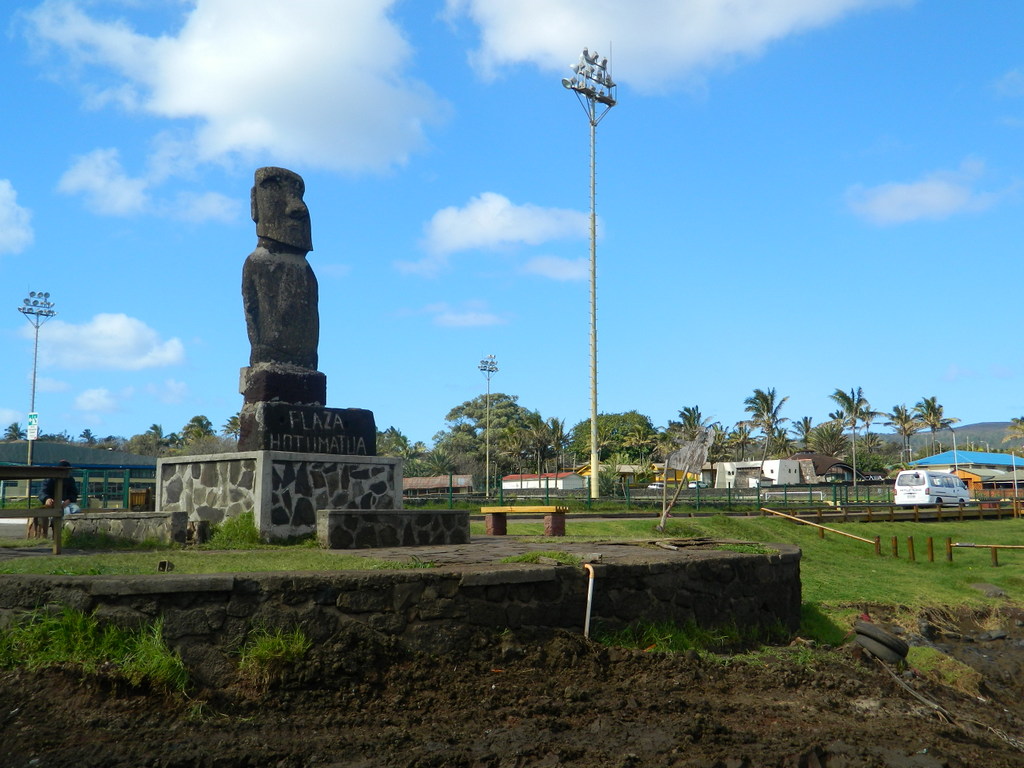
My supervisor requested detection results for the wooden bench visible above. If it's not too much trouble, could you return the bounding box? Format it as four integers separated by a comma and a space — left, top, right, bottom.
480, 506, 570, 536
0, 465, 72, 554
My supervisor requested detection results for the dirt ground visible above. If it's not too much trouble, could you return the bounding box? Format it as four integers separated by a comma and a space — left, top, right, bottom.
4, 605, 1024, 767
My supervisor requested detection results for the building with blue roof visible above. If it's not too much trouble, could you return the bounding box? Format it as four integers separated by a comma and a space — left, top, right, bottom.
910, 450, 1024, 492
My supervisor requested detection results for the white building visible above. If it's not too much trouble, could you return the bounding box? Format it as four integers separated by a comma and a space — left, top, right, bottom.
714, 460, 801, 488
501, 472, 586, 491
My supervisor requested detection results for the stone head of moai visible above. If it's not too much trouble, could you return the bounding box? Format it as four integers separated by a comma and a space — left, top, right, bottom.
251, 166, 313, 254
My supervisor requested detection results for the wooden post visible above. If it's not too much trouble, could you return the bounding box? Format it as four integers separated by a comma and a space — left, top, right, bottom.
927, 537, 934, 562
945, 537, 953, 562
958, 501, 964, 522
818, 526, 824, 539
891, 536, 899, 558
907, 536, 915, 562
913, 507, 920, 523
991, 547, 999, 567
874, 536, 881, 556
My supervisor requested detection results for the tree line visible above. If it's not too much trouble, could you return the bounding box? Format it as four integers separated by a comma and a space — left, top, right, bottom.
5, 388, 1023, 488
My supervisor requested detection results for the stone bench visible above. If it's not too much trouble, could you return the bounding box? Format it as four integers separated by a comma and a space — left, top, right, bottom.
480, 506, 570, 537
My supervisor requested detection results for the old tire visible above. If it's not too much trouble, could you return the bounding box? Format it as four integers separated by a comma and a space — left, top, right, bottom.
854, 620, 909, 658
855, 634, 905, 663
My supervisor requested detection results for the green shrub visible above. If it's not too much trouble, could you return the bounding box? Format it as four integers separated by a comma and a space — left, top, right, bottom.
205, 511, 261, 549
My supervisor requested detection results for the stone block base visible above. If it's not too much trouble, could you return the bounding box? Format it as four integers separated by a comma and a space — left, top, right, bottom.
544, 513, 566, 536
483, 512, 566, 537
318, 510, 470, 549
484, 513, 507, 536
158, 451, 402, 541
63, 511, 188, 545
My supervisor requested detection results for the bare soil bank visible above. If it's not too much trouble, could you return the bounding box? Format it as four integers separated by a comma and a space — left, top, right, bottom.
4, 606, 1024, 767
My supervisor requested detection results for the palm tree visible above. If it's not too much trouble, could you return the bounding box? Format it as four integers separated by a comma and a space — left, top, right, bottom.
79, 428, 96, 445
913, 396, 959, 455
829, 387, 878, 488
221, 413, 241, 439
743, 387, 789, 481
793, 417, 815, 450
423, 445, 456, 476
4, 423, 26, 441
497, 426, 527, 477
808, 421, 849, 458
1003, 417, 1024, 451
885, 405, 923, 464
181, 415, 215, 444
727, 423, 754, 461
622, 423, 657, 467
676, 405, 714, 441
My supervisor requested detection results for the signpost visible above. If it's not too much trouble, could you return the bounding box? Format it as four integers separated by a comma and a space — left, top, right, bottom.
27, 412, 38, 442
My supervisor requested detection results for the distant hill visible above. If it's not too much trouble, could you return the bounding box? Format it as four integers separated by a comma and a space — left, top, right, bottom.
875, 421, 1015, 454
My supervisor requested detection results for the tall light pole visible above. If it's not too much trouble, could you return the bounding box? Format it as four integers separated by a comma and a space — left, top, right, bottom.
478, 354, 498, 497
948, 426, 959, 475
18, 291, 56, 466
563, 48, 616, 499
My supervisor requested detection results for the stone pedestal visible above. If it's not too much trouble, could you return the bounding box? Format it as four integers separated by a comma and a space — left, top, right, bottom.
158, 451, 400, 541
238, 402, 376, 454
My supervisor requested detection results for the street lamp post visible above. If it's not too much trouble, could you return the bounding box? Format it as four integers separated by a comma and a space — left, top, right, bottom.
18, 291, 57, 466
563, 48, 616, 500
478, 355, 498, 497
948, 426, 959, 475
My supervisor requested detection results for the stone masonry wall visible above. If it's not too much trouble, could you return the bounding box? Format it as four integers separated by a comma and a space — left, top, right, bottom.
63, 511, 188, 546
0, 546, 800, 686
158, 451, 402, 541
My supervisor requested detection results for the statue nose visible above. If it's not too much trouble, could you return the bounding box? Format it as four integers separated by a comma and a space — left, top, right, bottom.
286, 201, 308, 218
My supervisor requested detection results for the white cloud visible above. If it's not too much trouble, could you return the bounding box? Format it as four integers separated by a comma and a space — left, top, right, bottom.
56, 147, 239, 222
0, 408, 22, 425
523, 255, 587, 281
424, 301, 504, 328
75, 388, 120, 413
446, 0, 908, 90
994, 68, 1024, 99
27, 0, 445, 173
57, 148, 149, 215
0, 179, 34, 254
426, 192, 589, 253
24, 313, 185, 370
401, 193, 589, 276
161, 191, 237, 223
37, 377, 70, 393
846, 160, 999, 225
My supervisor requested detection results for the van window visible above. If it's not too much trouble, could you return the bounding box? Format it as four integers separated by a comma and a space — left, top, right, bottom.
897, 473, 924, 486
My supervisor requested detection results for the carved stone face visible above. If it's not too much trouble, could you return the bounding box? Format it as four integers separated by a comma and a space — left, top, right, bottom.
251, 167, 313, 252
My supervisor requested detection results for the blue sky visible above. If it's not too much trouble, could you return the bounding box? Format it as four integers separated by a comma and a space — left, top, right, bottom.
1, 0, 1022, 447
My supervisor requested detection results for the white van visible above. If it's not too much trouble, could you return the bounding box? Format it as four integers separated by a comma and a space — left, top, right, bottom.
894, 470, 970, 506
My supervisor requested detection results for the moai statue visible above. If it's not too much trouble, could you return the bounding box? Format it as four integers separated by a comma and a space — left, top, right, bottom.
240, 167, 326, 407
238, 167, 375, 455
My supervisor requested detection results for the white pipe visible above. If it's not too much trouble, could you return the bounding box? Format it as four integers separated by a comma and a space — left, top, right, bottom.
583, 563, 596, 638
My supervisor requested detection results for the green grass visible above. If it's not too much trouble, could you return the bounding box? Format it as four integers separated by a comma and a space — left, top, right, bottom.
597, 618, 789, 654
500, 550, 582, 565
5, 513, 1024, 613
0, 549, 438, 575
237, 626, 312, 687
0, 607, 188, 692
